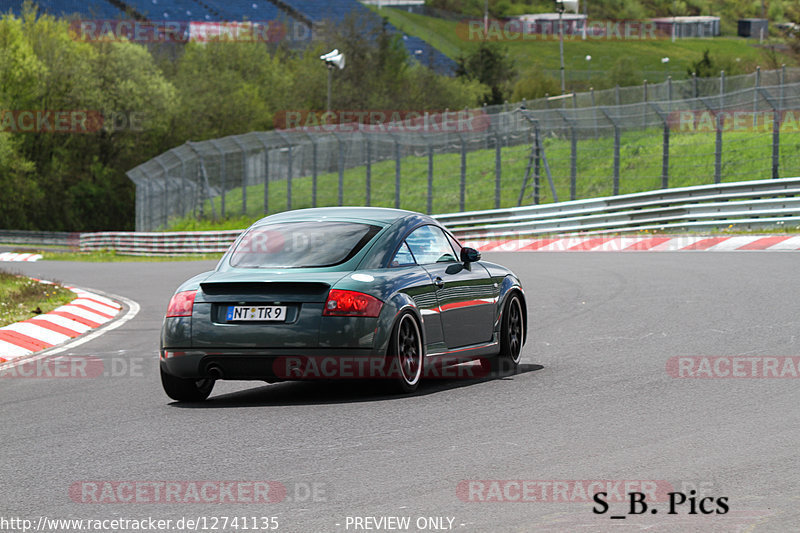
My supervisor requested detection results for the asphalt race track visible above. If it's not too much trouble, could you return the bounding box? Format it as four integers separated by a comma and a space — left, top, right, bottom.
2, 253, 799, 532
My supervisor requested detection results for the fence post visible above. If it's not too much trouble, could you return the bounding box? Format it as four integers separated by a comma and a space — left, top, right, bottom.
365, 136, 371, 207
534, 125, 541, 205
287, 142, 293, 210
780, 63, 785, 112
209, 140, 226, 217
336, 133, 344, 206
615, 85, 620, 107
753, 66, 761, 128
649, 103, 670, 189
700, 98, 722, 183
557, 109, 577, 200
590, 87, 598, 139
147, 180, 155, 230
495, 133, 502, 209
692, 72, 698, 98
311, 135, 318, 207
720, 70, 725, 97
392, 135, 401, 209
643, 80, 648, 129
276, 132, 296, 211
252, 135, 270, 214
427, 140, 434, 214
231, 137, 248, 215
180, 160, 186, 218
459, 134, 466, 212
667, 76, 673, 113
758, 88, 781, 179
173, 150, 189, 218
600, 108, 620, 195
155, 159, 169, 228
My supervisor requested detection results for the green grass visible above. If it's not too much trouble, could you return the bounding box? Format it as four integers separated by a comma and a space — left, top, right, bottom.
40, 250, 224, 261
165, 127, 800, 231
0, 270, 76, 327
376, 9, 798, 89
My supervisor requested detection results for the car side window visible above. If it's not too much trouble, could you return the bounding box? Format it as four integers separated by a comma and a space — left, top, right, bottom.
390, 242, 416, 267
405, 225, 458, 265
446, 233, 463, 259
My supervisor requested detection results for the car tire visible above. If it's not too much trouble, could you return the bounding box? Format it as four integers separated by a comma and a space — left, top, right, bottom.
386, 312, 424, 394
485, 293, 524, 375
160, 367, 215, 402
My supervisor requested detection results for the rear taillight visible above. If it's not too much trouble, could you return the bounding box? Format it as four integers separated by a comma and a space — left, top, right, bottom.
323, 289, 383, 317
166, 290, 197, 317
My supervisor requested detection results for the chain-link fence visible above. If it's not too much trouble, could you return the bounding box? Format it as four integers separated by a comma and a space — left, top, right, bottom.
128, 67, 800, 231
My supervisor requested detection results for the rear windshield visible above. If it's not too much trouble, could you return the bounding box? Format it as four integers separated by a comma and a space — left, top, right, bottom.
229, 221, 381, 268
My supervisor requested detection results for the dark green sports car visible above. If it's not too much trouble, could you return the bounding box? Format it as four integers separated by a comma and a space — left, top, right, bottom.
160, 207, 526, 401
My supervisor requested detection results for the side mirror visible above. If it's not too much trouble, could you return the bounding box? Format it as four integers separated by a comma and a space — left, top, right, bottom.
460, 247, 481, 263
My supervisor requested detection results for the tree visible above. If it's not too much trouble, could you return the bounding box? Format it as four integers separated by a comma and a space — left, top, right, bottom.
456, 41, 515, 105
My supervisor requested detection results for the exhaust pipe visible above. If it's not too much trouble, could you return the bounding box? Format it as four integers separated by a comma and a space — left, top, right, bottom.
206, 365, 224, 380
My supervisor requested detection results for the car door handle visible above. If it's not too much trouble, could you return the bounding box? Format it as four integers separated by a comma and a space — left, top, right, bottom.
433, 277, 444, 289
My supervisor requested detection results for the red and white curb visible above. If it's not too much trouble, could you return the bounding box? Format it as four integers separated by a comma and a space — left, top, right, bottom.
464, 235, 800, 252
0, 281, 123, 363
0, 252, 42, 262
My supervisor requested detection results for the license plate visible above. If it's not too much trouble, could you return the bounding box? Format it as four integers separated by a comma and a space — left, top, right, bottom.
226, 305, 287, 322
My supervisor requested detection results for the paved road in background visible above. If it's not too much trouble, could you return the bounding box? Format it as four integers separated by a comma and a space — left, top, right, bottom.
2, 254, 798, 532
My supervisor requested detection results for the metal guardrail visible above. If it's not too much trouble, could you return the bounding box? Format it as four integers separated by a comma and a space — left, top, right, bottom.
436, 177, 800, 239
3, 178, 800, 254
79, 231, 243, 255
0, 230, 79, 247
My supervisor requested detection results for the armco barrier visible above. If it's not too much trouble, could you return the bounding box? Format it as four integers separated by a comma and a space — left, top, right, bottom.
436, 177, 800, 239
0, 230, 79, 247
79, 230, 242, 255
4, 178, 800, 255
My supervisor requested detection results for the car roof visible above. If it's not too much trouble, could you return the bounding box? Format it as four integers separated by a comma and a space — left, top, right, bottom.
252, 207, 420, 226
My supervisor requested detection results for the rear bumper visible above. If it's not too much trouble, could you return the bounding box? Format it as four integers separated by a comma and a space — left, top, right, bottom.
160, 347, 380, 380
